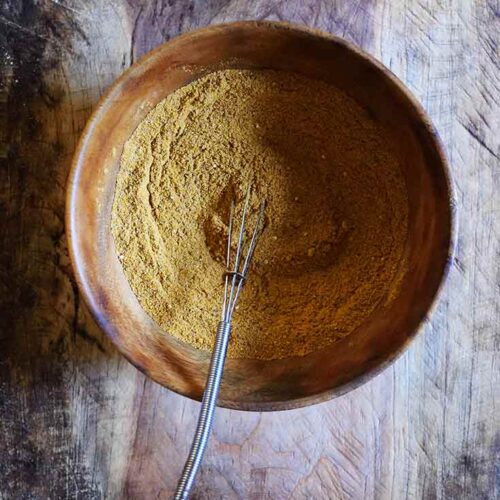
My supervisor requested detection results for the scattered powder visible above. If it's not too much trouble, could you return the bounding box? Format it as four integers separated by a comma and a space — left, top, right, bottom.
111, 69, 408, 360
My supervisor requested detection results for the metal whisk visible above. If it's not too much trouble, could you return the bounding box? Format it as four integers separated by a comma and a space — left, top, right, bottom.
174, 187, 266, 500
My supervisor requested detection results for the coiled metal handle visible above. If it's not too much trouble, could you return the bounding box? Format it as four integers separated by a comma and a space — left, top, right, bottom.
174, 320, 232, 500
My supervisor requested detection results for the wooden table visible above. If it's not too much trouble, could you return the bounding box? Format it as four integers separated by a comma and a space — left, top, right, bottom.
1, 1, 498, 498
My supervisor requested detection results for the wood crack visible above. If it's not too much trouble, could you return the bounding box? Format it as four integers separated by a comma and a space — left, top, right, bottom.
459, 121, 500, 161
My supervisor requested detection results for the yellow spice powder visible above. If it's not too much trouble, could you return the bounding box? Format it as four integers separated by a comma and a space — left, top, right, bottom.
111, 69, 408, 360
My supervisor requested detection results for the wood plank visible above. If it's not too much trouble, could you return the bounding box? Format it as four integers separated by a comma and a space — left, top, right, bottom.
0, 0, 497, 498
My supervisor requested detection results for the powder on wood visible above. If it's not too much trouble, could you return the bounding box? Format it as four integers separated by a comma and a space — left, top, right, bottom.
111, 69, 408, 360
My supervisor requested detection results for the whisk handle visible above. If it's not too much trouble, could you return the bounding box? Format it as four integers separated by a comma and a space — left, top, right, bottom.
174, 320, 232, 500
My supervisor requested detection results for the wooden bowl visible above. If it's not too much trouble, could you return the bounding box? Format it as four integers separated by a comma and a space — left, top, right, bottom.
66, 21, 456, 411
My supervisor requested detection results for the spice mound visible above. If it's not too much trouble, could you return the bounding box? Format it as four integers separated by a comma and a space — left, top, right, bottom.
111, 69, 408, 360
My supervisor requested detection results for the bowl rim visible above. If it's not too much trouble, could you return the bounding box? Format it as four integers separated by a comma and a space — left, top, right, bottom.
66, 20, 457, 411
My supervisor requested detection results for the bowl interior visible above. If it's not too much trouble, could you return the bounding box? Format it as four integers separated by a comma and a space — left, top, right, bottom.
67, 22, 453, 410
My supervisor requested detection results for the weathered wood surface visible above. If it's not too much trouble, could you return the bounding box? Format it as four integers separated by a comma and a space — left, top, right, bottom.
0, 1, 498, 498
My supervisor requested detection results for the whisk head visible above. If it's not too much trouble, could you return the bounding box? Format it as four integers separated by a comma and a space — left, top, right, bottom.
221, 187, 266, 322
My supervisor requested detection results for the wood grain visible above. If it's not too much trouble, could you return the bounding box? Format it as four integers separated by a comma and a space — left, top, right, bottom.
1, 1, 498, 498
